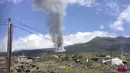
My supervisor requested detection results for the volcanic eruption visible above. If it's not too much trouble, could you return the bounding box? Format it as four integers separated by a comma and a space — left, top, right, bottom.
32, 0, 66, 52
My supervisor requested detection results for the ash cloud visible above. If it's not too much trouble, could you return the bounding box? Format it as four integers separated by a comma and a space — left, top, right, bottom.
32, 0, 67, 52
32, 0, 97, 52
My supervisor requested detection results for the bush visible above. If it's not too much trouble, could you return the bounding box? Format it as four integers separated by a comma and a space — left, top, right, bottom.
62, 67, 103, 73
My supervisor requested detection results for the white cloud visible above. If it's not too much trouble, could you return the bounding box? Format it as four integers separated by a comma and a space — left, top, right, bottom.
0, 37, 7, 52
67, 0, 97, 7
63, 0, 95, 7
95, 0, 123, 16
0, 31, 116, 52
110, 21, 124, 31
0, 0, 23, 4
118, 5, 130, 23
8, 0, 23, 4
110, 5, 130, 31
64, 31, 116, 45
105, 1, 120, 16
100, 25, 104, 29
32, 0, 97, 9
13, 34, 53, 51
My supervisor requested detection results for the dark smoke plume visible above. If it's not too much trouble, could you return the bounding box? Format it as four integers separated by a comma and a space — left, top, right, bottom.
32, 0, 67, 52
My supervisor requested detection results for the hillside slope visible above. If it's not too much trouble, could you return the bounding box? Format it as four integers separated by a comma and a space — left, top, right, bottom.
1, 36, 130, 56
66, 36, 130, 52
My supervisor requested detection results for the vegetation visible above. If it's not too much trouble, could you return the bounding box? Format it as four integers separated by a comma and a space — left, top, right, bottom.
62, 67, 103, 73
8, 53, 127, 73
0, 52, 129, 73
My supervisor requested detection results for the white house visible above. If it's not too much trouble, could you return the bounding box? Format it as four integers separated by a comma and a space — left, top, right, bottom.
103, 58, 123, 65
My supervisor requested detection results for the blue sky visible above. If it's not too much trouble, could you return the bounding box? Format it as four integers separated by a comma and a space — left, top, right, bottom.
0, 0, 130, 51
0, 0, 129, 39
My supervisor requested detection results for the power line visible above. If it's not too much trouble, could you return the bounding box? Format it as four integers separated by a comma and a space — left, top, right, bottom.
0, 19, 8, 26
12, 20, 46, 34
0, 24, 8, 26
13, 22, 43, 34
0, 18, 8, 23
14, 25, 34, 34
12, 19, 54, 43
12, 19, 68, 46
14, 25, 68, 46
14, 25, 52, 41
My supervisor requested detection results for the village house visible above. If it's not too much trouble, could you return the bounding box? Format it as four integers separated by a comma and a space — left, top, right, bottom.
16, 54, 40, 63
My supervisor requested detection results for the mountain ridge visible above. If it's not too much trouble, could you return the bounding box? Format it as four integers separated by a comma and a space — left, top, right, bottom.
1, 36, 130, 56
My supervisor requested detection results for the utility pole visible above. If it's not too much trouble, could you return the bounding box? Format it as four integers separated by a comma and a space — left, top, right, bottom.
6, 18, 13, 73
